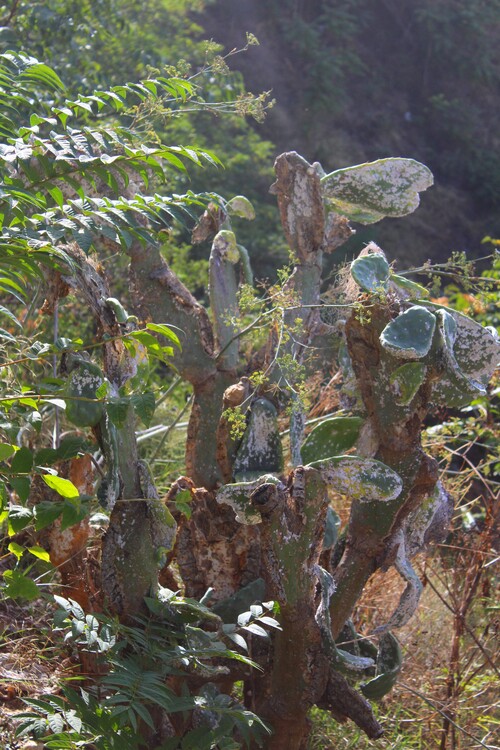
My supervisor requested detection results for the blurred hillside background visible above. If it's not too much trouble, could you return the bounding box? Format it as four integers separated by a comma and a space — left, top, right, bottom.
3, 0, 499, 278
200, 0, 500, 269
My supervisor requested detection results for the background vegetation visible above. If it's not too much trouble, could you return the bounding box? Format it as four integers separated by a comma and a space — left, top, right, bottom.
201, 0, 500, 267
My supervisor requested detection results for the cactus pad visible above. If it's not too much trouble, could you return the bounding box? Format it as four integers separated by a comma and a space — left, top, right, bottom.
315, 566, 375, 678
389, 273, 430, 300
405, 481, 453, 558
65, 357, 105, 427
429, 305, 500, 406
350, 254, 390, 293
380, 305, 436, 360
309, 456, 403, 502
323, 506, 341, 549
321, 158, 433, 224
301, 416, 363, 464
361, 632, 402, 700
225, 195, 256, 220
212, 229, 239, 263
373, 529, 423, 634
389, 362, 427, 405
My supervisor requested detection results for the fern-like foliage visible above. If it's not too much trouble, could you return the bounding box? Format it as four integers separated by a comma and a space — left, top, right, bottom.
0, 51, 221, 298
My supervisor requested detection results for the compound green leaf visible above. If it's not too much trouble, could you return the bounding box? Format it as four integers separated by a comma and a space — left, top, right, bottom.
42, 473, 79, 499
146, 322, 181, 348
10, 476, 30, 502
0, 443, 16, 461
28, 545, 51, 562
131, 391, 156, 427
2, 569, 39, 600
8, 541, 24, 559
106, 397, 130, 428
7, 505, 33, 534
34, 501, 64, 530
10, 445, 33, 473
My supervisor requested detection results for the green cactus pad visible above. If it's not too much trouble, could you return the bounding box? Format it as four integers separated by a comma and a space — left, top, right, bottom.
323, 506, 341, 549
380, 305, 436, 360
105, 296, 129, 323
350, 254, 390, 293
237, 244, 253, 285
428, 305, 500, 407
436, 307, 457, 348
405, 481, 453, 557
321, 157, 433, 224
309, 456, 403, 502
315, 566, 375, 679
389, 273, 430, 300
389, 362, 427, 405
216, 474, 282, 525
213, 229, 239, 263
426, 302, 500, 382
336, 621, 379, 662
65, 358, 105, 427
361, 632, 402, 701
373, 529, 423, 633
301, 416, 363, 464
233, 398, 284, 481
212, 578, 266, 623
225, 195, 256, 220
433, 308, 484, 404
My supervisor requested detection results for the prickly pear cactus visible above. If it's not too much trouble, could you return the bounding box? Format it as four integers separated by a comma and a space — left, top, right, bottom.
301, 416, 363, 464
225, 195, 256, 220
378, 295, 500, 406
321, 157, 433, 224
380, 305, 436, 360
389, 363, 427, 406
65, 354, 105, 427
150, 151, 498, 745
309, 456, 403, 502
361, 632, 402, 701
315, 565, 376, 679
350, 253, 390, 293
429, 304, 500, 406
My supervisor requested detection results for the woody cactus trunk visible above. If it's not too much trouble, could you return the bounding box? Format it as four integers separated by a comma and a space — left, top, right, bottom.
69, 153, 498, 748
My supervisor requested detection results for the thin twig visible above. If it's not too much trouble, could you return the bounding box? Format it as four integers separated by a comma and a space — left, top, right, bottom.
398, 683, 495, 750
151, 394, 192, 461
155, 375, 183, 409
424, 570, 500, 679
0, 0, 22, 26
442, 445, 496, 500
52, 300, 60, 449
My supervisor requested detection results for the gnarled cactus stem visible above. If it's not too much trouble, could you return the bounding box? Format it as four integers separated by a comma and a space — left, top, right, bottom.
255, 467, 330, 750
